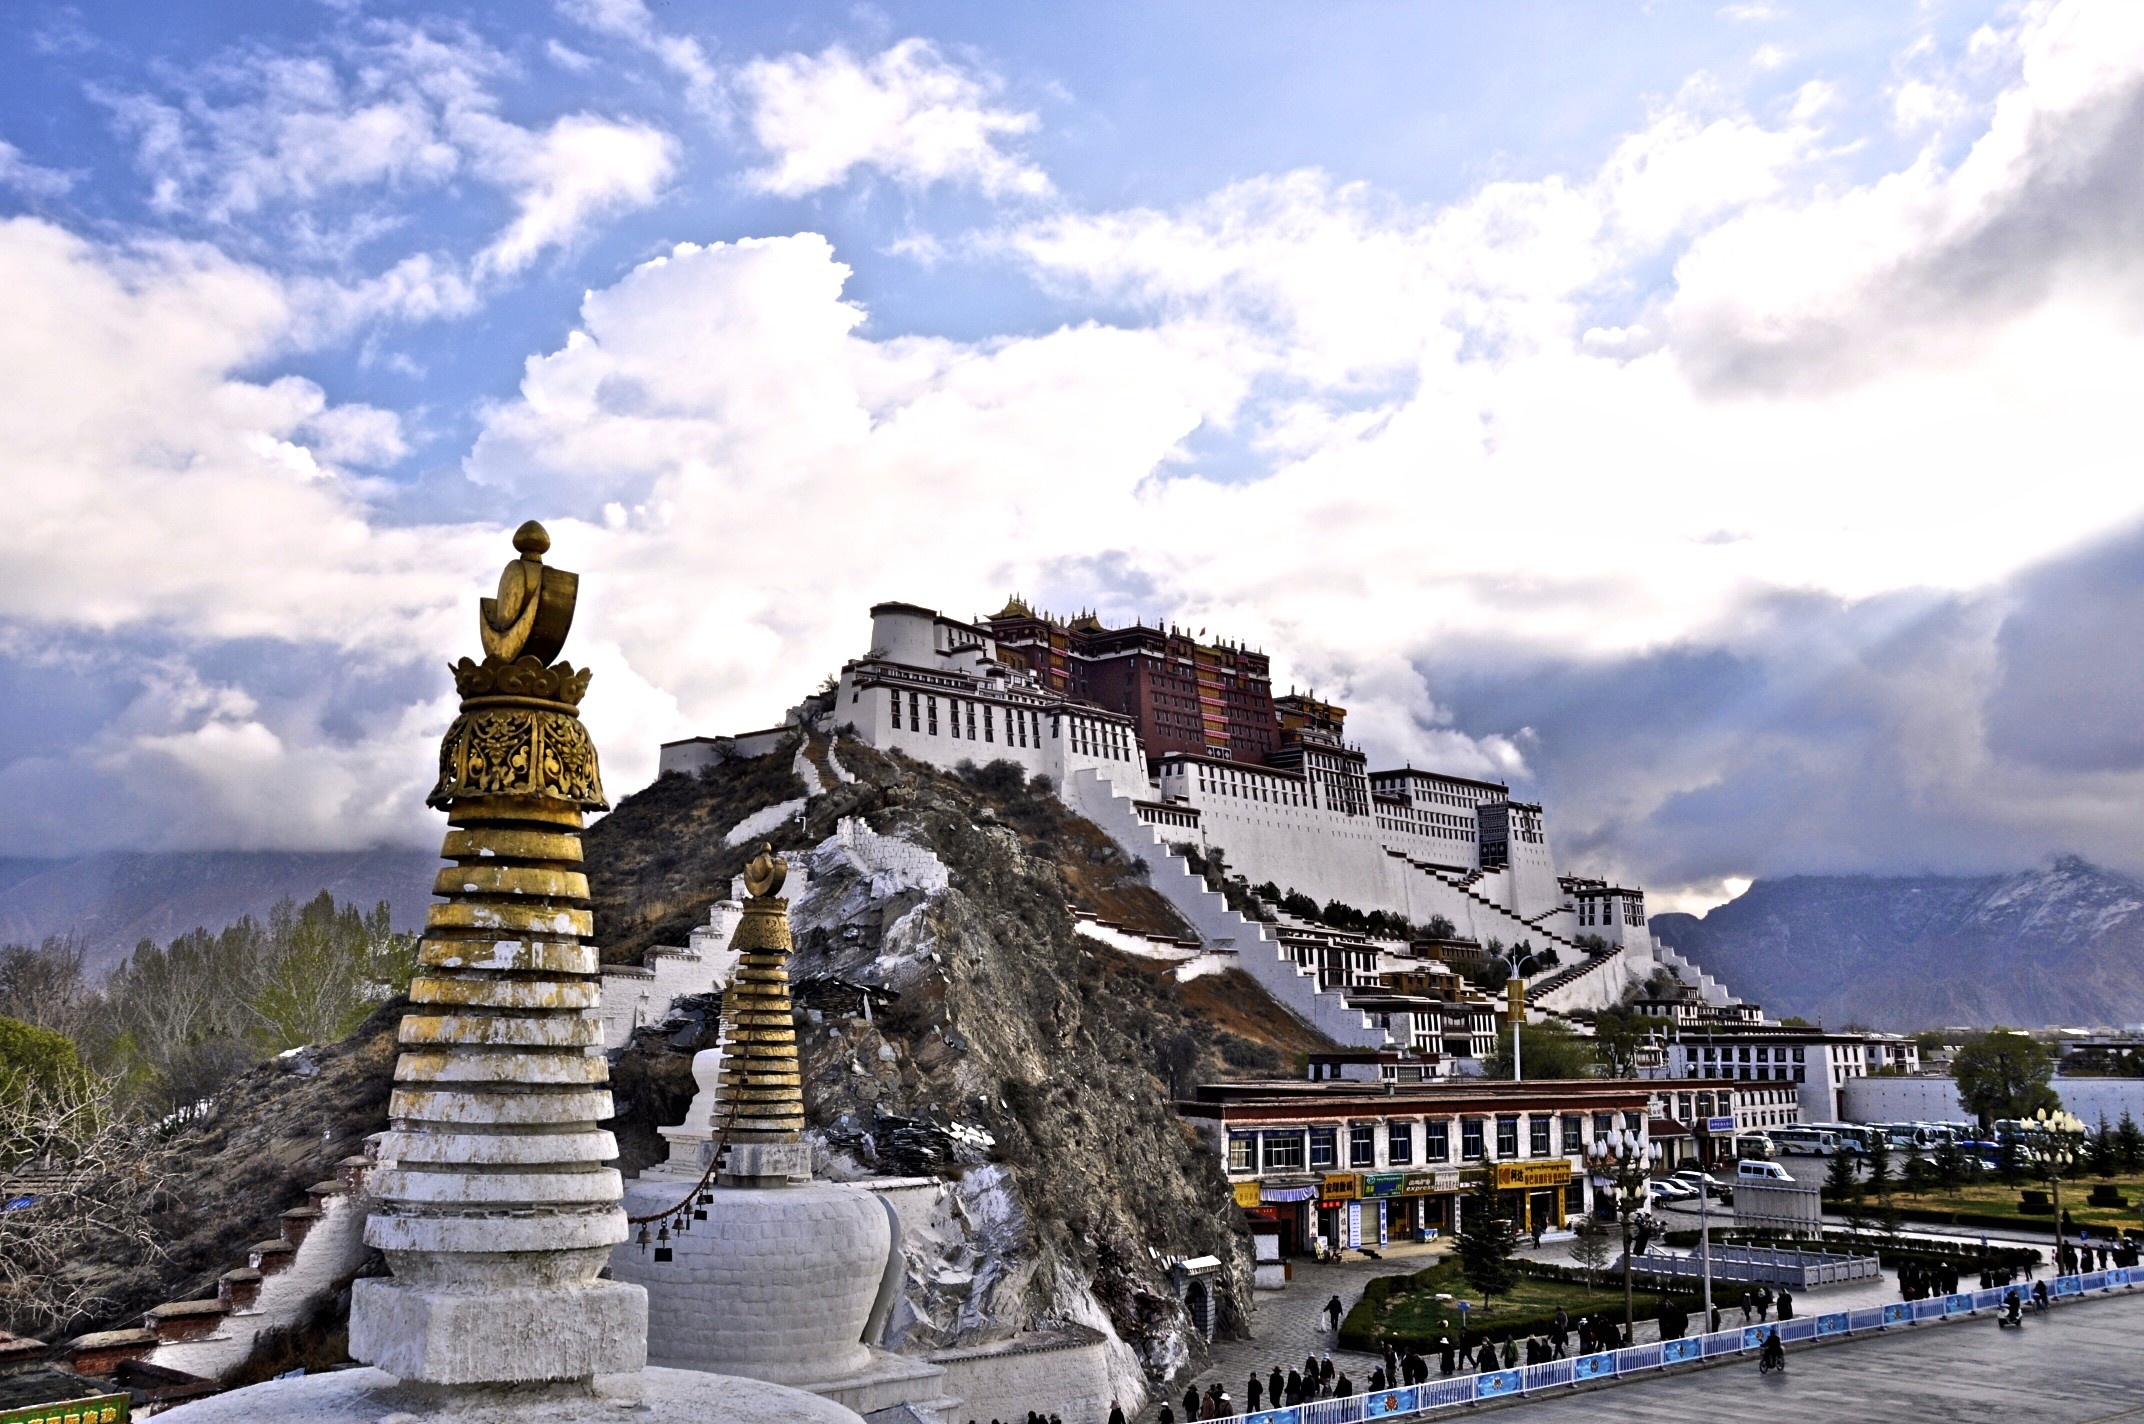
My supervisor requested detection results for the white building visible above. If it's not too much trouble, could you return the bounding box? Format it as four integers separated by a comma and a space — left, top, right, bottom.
663, 600, 1760, 1034
1653, 1026, 1920, 1124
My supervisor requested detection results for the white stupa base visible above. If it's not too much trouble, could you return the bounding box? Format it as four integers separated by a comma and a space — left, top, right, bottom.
794, 1347, 951, 1416
149, 1366, 863, 1423
350, 1278, 645, 1384
611, 1180, 891, 1387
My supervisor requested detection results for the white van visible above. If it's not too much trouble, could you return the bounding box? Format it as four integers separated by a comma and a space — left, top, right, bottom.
1737, 1160, 1793, 1184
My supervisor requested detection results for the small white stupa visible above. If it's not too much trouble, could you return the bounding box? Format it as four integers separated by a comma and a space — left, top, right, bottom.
158, 525, 860, 1424
609, 850, 947, 1416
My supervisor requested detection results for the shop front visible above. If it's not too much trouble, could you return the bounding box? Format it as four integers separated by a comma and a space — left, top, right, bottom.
1494, 1160, 1575, 1234
1315, 1172, 1361, 1251
1242, 1179, 1319, 1256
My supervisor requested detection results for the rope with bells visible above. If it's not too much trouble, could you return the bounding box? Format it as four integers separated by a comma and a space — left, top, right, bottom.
626, 1076, 744, 1258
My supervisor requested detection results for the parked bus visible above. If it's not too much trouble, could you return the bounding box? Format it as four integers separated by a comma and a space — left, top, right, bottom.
1807, 1123, 1872, 1154
1733, 1132, 1776, 1161
1770, 1126, 1840, 1156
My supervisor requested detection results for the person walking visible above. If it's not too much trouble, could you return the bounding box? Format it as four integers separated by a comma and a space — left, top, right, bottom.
1182, 1385, 1199, 1420
1741, 1289, 1753, 1324
1157, 1407, 1174, 1424
1552, 1307, 1569, 1354
1268, 1367, 1283, 1408
1284, 1368, 1302, 1405
1500, 1338, 1517, 1370
1368, 1367, 1385, 1394
1246, 1374, 1261, 1412
1319, 1354, 1335, 1392
1439, 1335, 1456, 1377
1334, 1372, 1353, 1398
1710, 1305, 1722, 1334
1476, 1341, 1499, 1375
1326, 1294, 1344, 1331
1381, 1340, 1397, 1386
1107, 1403, 1126, 1424
1777, 1287, 1794, 1321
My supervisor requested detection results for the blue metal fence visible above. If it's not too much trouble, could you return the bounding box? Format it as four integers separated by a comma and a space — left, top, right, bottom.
1186, 1268, 2139, 1424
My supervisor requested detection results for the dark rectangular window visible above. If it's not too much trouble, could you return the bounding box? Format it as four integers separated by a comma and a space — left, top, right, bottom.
1262, 1132, 1304, 1172
926, 697, 938, 735
1309, 1128, 1337, 1171
1562, 1116, 1583, 1153
1593, 1112, 1614, 1139
1497, 1116, 1519, 1159
890, 689, 902, 729
1349, 1123, 1375, 1169
1530, 1116, 1551, 1157
1461, 1118, 1484, 1160
1426, 1120, 1450, 1162
1387, 1121, 1414, 1166
984, 705, 994, 742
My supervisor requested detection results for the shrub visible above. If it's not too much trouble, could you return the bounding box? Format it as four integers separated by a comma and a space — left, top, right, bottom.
2018, 1189, 2052, 1215
2087, 1183, 2128, 1209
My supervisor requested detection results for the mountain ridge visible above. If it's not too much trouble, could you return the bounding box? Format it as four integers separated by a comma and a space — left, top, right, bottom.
0, 849, 436, 975
1652, 855, 2144, 1029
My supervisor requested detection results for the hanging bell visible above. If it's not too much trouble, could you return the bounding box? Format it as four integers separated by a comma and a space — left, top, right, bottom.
636, 1224, 651, 1256
653, 1223, 672, 1263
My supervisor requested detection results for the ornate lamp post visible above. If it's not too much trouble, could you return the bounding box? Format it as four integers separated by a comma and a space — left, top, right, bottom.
2032, 1107, 2086, 1275
1587, 1128, 1660, 1345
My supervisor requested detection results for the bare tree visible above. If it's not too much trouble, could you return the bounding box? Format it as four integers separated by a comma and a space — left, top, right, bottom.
0, 1066, 176, 1339
1566, 1215, 1613, 1285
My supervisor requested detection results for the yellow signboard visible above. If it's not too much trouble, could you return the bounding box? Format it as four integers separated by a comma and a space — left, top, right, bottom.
0, 1396, 129, 1424
1496, 1161, 1575, 1190
1232, 1181, 1263, 1208
1320, 1173, 1361, 1201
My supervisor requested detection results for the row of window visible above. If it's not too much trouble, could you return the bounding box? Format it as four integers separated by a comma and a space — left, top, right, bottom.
889, 689, 1043, 749
1228, 1110, 1644, 1174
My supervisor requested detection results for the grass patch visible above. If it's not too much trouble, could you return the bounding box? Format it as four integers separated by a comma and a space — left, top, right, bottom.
1342, 1255, 1698, 1348
1834, 1174, 2144, 1236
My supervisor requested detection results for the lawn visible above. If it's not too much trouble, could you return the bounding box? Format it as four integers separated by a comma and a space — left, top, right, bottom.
1844, 1171, 2144, 1235
1366, 1255, 1668, 1342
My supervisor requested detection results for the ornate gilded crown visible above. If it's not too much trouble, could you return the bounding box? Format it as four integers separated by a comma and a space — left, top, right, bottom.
450, 655, 594, 707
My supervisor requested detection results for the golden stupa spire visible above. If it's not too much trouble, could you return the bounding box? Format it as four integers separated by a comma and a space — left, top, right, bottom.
716, 843, 809, 1185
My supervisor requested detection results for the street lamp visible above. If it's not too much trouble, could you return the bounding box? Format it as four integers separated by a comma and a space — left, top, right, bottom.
1587, 1129, 1661, 1344
2032, 1107, 2086, 1276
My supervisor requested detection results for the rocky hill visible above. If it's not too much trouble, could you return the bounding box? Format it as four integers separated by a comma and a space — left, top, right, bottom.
0, 850, 434, 974
1652, 855, 2144, 1029
584, 732, 1328, 1398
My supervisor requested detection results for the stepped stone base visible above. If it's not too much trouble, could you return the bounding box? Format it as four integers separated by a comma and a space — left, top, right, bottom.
150, 1365, 863, 1423
349, 1279, 646, 1385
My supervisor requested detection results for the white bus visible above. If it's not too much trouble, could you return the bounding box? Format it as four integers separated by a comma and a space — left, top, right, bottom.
1770, 1126, 1840, 1156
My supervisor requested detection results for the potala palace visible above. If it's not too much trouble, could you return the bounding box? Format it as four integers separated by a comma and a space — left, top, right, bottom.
658, 600, 1752, 1067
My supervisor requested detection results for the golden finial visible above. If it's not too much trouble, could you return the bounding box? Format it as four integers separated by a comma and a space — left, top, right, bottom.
743, 843, 788, 900
480, 519, 579, 665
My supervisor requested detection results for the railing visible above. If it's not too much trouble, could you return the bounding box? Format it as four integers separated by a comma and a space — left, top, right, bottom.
1619, 1244, 1882, 1287
1182, 1268, 2140, 1424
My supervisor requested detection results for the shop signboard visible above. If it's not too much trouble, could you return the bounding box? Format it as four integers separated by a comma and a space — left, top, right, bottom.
1232, 1181, 1263, 1209
1705, 1116, 1736, 1133
1320, 1173, 1361, 1202
1495, 1161, 1574, 1190
1, 1397, 129, 1424
1400, 1170, 1460, 1195
1362, 1173, 1403, 1198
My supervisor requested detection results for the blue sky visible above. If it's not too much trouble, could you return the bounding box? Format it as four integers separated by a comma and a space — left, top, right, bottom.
3, 0, 2142, 911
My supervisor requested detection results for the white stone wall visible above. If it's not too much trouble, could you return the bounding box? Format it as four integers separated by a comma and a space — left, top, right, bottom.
1842, 1073, 2144, 1128
928, 1333, 1115, 1424
597, 904, 744, 1051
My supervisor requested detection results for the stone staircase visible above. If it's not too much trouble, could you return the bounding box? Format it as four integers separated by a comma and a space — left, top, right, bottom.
1652, 943, 1732, 1007
1062, 769, 1389, 1048
71, 1143, 382, 1386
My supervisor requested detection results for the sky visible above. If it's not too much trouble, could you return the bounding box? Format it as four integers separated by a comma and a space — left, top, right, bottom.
3, 0, 2144, 914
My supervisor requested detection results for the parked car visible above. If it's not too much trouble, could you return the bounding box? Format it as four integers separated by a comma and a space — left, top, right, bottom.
1646, 1178, 1698, 1203
1736, 1159, 1794, 1184
1671, 1169, 1730, 1201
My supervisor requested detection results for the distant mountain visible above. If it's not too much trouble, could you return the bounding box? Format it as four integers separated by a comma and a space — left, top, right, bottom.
1651, 855, 2144, 1030
0, 849, 437, 976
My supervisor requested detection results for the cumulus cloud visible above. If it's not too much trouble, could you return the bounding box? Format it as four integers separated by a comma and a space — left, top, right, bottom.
0, 138, 75, 197
96, 20, 677, 288
736, 39, 1047, 198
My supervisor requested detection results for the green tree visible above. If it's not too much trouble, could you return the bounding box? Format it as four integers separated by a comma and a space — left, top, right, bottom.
1866, 1133, 1894, 1201
0, 1017, 83, 1105
2116, 1111, 2144, 1170
1932, 1137, 1966, 1190
1951, 1030, 2058, 1128
1824, 1147, 1858, 1198
2088, 1116, 2118, 1178
1485, 1020, 1598, 1080
1590, 1010, 1649, 1078
1455, 1179, 1518, 1304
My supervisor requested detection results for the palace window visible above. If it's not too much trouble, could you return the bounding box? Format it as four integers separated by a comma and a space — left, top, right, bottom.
1593, 1112, 1614, 1139
926, 697, 938, 736
1309, 1127, 1338, 1171
967, 703, 977, 739
1562, 1116, 1583, 1153
1387, 1122, 1414, 1166
1530, 1116, 1551, 1157
984, 705, 994, 742
1461, 1118, 1485, 1160
1426, 1120, 1450, 1162
909, 692, 921, 730
1262, 1132, 1305, 1172
1228, 1133, 1256, 1173
890, 689, 902, 729
1349, 1123, 1376, 1169
1497, 1116, 1519, 1159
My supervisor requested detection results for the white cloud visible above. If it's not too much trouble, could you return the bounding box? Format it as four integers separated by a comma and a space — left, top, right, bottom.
468, 113, 676, 276
737, 39, 1047, 198
556, 0, 719, 108
0, 139, 75, 197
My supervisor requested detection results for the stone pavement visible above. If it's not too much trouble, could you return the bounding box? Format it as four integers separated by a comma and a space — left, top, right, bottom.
1484, 1287, 2144, 1424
